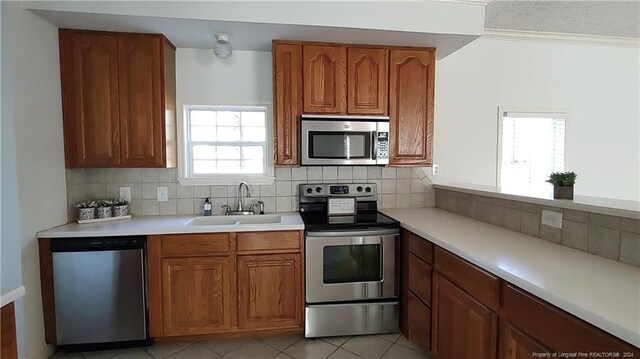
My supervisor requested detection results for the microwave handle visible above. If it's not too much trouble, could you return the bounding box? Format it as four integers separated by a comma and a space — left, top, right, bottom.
346, 136, 351, 160
372, 131, 378, 160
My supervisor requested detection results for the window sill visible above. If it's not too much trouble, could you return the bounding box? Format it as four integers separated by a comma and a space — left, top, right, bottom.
178, 176, 275, 186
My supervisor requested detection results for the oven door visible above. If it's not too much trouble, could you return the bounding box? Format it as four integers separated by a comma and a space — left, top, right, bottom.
305, 229, 399, 303
301, 120, 377, 165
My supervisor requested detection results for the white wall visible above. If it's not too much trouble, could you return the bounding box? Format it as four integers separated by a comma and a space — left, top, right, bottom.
433, 37, 640, 201
2, 2, 67, 358
176, 49, 272, 105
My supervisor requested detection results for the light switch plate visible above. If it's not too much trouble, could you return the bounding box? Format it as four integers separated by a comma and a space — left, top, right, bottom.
119, 187, 131, 203
157, 187, 168, 202
541, 210, 563, 229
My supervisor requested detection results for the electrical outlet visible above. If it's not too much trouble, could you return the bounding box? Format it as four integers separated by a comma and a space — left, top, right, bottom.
157, 187, 168, 202
541, 210, 563, 229
432, 164, 440, 176
119, 187, 131, 203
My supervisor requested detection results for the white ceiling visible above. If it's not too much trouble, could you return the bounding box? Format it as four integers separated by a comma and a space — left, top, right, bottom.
485, 1, 640, 38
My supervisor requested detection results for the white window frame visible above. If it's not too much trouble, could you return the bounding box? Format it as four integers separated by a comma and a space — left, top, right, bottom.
496, 106, 570, 189
178, 104, 275, 186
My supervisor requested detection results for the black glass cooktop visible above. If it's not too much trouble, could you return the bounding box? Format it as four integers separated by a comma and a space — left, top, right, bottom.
300, 211, 400, 231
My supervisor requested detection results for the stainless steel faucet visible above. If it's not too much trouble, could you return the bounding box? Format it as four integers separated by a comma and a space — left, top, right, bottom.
237, 181, 251, 212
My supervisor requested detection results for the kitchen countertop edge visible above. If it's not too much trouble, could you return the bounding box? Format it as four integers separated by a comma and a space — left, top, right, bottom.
37, 212, 305, 238
380, 207, 640, 349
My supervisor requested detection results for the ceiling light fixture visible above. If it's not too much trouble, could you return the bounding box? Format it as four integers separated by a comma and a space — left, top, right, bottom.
213, 33, 232, 60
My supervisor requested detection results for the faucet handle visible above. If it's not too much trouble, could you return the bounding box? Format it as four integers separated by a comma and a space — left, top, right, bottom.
251, 201, 265, 215
221, 205, 231, 215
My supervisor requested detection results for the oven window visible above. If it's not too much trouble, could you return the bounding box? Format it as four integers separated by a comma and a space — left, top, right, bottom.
309, 132, 371, 159
322, 244, 382, 284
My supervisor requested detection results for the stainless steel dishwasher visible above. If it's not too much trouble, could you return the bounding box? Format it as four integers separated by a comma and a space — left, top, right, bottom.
51, 236, 150, 349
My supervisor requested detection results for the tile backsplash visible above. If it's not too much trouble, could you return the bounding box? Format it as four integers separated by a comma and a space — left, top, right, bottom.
435, 188, 640, 267
66, 167, 435, 221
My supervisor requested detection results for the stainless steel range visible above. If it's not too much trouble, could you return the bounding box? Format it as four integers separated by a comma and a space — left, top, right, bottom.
299, 183, 400, 338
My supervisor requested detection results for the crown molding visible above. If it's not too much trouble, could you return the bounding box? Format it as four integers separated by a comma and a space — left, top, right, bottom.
483, 29, 640, 47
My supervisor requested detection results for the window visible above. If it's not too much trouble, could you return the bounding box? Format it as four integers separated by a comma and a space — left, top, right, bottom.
497, 109, 567, 196
180, 105, 273, 185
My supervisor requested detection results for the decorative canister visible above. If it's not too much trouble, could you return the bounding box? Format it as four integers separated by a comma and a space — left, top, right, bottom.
113, 204, 129, 217
96, 206, 112, 219
77, 207, 95, 221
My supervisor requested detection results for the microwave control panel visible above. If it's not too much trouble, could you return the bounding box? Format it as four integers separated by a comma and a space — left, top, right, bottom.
377, 132, 389, 159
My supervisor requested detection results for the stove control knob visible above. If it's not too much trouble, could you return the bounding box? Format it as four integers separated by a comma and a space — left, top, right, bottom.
306, 188, 313, 194
315, 186, 323, 193
356, 186, 363, 192
365, 187, 372, 193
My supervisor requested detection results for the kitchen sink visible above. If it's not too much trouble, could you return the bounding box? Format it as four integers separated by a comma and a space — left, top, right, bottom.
187, 215, 282, 226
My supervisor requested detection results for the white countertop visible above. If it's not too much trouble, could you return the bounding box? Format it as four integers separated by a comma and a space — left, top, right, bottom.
37, 213, 304, 238
435, 183, 640, 219
380, 208, 640, 348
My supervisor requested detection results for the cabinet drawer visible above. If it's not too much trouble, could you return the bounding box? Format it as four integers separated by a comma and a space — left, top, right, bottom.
161, 234, 230, 256
408, 253, 432, 306
434, 247, 500, 311
403, 229, 433, 263
502, 283, 640, 354
237, 231, 301, 252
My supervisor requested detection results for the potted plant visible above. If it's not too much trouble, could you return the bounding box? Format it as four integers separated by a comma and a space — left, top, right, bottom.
96, 200, 113, 219
76, 201, 97, 221
112, 198, 129, 217
546, 171, 577, 199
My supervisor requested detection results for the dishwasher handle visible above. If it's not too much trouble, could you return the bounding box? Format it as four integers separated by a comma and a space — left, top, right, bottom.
50, 236, 145, 252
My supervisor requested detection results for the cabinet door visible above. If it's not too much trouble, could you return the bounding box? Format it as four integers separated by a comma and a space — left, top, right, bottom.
432, 273, 497, 359
60, 30, 121, 167
499, 321, 552, 359
237, 254, 302, 329
303, 45, 347, 114
117, 35, 164, 167
389, 49, 435, 166
347, 47, 388, 115
161, 256, 232, 335
406, 292, 431, 353
273, 42, 302, 166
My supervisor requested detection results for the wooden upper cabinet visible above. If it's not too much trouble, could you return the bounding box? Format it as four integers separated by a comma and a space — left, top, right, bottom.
59, 29, 176, 168
61, 31, 121, 167
272, 42, 302, 167
237, 254, 302, 330
347, 47, 388, 115
303, 45, 347, 114
389, 49, 435, 166
161, 256, 232, 336
432, 273, 498, 359
117, 35, 164, 167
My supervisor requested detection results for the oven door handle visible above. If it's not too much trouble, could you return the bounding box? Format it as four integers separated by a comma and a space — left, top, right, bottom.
372, 131, 378, 160
306, 228, 399, 237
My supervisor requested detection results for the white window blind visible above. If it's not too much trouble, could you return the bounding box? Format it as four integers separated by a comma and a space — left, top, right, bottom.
184, 106, 269, 178
498, 111, 567, 196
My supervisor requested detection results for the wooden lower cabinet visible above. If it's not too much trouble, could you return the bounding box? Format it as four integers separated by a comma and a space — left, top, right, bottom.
148, 231, 303, 339
406, 292, 431, 353
161, 256, 232, 336
431, 272, 498, 359
237, 254, 302, 329
499, 321, 551, 359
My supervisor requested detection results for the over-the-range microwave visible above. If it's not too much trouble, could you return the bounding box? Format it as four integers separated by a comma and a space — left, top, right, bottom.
301, 114, 389, 166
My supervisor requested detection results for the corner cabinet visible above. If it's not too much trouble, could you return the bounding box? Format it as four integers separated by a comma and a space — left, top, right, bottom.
59, 29, 176, 168
389, 49, 435, 166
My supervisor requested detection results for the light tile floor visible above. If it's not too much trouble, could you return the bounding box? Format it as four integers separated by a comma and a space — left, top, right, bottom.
50, 333, 432, 359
